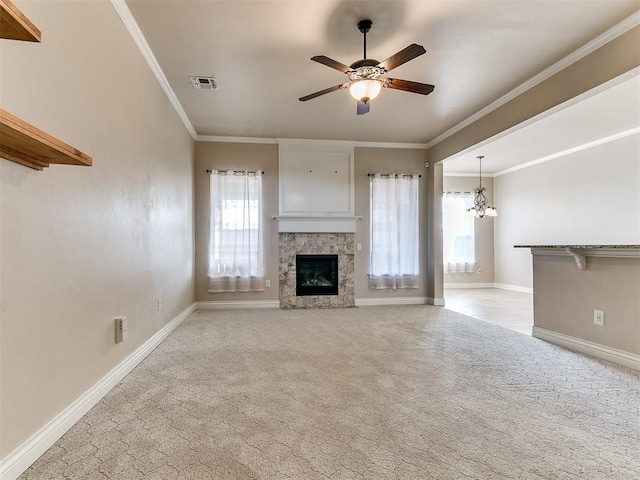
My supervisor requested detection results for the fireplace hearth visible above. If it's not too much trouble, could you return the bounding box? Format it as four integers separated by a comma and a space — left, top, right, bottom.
296, 254, 338, 296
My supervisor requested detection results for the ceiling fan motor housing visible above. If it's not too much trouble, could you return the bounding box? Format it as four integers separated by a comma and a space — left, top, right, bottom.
349, 58, 381, 70
357, 19, 373, 34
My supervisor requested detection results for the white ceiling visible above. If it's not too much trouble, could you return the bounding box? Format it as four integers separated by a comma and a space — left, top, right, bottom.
123, 0, 639, 160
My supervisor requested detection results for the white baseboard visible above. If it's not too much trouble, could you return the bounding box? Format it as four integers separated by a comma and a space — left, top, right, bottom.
0, 303, 196, 480
444, 283, 495, 289
533, 327, 640, 371
444, 283, 533, 294
356, 297, 431, 306
197, 299, 444, 309
195, 300, 280, 309
426, 297, 446, 306
494, 283, 533, 294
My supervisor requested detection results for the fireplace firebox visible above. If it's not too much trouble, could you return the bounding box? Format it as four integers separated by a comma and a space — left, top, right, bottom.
296, 254, 339, 296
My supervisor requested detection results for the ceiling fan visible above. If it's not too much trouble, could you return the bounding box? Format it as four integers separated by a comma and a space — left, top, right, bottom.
299, 19, 435, 115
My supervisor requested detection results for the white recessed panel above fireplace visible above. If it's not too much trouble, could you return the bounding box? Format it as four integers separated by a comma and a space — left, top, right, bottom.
276, 142, 360, 233
279, 149, 353, 216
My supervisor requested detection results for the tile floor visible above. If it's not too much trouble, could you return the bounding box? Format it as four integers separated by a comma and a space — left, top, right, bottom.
444, 287, 533, 335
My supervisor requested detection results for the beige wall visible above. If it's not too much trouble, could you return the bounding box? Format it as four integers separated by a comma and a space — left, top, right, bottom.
425, 161, 444, 304
0, 1, 195, 457
532, 255, 640, 355
194, 142, 279, 302
194, 144, 431, 302
353, 148, 430, 299
494, 134, 640, 289
442, 176, 495, 285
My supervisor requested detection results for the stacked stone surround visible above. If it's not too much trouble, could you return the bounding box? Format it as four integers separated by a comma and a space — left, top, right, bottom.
279, 233, 355, 308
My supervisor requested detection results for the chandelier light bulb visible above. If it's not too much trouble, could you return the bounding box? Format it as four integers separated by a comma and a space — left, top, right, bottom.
349, 79, 382, 102
485, 207, 498, 217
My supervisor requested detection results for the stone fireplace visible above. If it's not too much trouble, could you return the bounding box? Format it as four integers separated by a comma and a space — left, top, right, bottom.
275, 141, 359, 308
279, 233, 355, 308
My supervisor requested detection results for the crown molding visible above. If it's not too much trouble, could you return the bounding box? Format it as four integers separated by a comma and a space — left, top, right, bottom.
351, 140, 429, 150
197, 135, 429, 149
444, 172, 494, 178
110, 0, 197, 140
445, 124, 639, 178
425, 10, 640, 149
277, 137, 429, 149
494, 127, 640, 177
441, 66, 639, 168
196, 135, 278, 144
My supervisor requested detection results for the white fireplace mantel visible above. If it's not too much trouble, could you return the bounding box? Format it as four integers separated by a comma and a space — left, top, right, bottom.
273, 215, 362, 233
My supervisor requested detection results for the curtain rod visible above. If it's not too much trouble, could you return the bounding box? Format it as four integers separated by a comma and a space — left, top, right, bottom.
444, 190, 472, 195
205, 169, 264, 174
367, 173, 421, 178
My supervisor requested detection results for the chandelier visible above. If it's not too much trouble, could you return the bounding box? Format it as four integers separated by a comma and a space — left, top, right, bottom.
466, 155, 497, 218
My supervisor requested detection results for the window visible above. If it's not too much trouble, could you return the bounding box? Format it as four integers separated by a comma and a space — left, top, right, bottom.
442, 192, 476, 273
208, 170, 265, 292
369, 174, 420, 289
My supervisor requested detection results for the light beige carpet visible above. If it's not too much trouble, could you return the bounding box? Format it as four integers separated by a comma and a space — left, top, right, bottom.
19, 306, 640, 479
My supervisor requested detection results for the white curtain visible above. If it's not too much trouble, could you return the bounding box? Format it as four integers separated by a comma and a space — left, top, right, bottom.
443, 192, 476, 273
369, 174, 420, 289
208, 170, 265, 292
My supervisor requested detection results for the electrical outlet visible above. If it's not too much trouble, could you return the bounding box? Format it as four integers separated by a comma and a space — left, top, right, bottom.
593, 309, 605, 326
357, 243, 362, 251
115, 316, 128, 343
158, 297, 162, 311
265, 280, 271, 288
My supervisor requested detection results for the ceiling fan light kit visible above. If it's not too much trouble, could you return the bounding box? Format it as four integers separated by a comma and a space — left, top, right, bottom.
299, 19, 434, 115
349, 79, 382, 103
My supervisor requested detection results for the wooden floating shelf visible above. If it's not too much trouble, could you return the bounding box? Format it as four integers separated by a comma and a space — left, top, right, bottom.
0, 109, 92, 171
0, 0, 41, 42
0, 0, 91, 171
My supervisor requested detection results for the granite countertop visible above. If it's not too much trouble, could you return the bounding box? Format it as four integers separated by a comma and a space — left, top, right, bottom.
514, 245, 640, 249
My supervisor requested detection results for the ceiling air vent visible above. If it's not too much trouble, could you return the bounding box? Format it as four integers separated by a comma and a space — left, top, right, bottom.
189, 76, 218, 90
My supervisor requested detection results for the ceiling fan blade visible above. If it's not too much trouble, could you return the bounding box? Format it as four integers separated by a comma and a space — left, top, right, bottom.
299, 84, 347, 102
377, 44, 426, 72
356, 100, 370, 115
386, 78, 435, 95
311, 55, 352, 73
